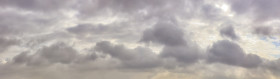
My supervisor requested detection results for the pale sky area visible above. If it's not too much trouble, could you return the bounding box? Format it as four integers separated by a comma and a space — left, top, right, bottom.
0, 0, 280, 79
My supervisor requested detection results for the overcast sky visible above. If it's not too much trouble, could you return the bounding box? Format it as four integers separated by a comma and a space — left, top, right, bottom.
0, 0, 280, 79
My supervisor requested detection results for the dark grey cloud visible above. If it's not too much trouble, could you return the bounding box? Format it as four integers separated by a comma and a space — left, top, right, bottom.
94, 41, 161, 69
220, 26, 239, 40
140, 22, 186, 46
228, 0, 280, 21
207, 40, 263, 68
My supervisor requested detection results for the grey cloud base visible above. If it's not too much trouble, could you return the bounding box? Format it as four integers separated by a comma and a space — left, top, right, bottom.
207, 40, 263, 68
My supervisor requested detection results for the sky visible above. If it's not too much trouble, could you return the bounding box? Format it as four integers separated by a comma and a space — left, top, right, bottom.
0, 0, 280, 79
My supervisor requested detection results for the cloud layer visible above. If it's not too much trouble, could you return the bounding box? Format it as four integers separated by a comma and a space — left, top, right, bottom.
1, 0, 280, 79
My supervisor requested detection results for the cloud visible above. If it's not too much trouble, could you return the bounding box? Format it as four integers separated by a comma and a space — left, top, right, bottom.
253, 26, 274, 36
0, 9, 59, 37
140, 22, 186, 46
12, 42, 96, 66
207, 40, 263, 68
160, 45, 201, 65
67, 23, 128, 38
140, 21, 203, 65
252, 26, 280, 37
1, 0, 280, 79
264, 58, 280, 76
76, 0, 188, 18
94, 41, 161, 69
0, 38, 18, 53
67, 24, 109, 35
228, 0, 280, 21
220, 26, 239, 40
0, 0, 75, 11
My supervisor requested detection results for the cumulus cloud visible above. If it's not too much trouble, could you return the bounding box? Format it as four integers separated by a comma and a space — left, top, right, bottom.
220, 26, 239, 40
207, 40, 263, 68
264, 58, 280, 76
